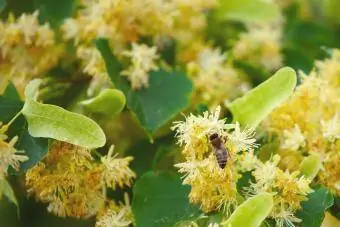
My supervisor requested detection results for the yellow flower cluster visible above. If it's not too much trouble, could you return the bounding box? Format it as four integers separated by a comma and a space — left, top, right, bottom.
232, 23, 283, 71
0, 123, 28, 178
96, 193, 133, 227
121, 43, 159, 89
61, 0, 218, 89
248, 155, 312, 227
0, 11, 63, 94
188, 47, 250, 107
266, 50, 340, 188
25, 142, 135, 220
172, 106, 257, 212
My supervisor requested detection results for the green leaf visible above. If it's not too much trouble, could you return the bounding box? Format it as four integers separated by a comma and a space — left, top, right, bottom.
80, 89, 126, 116
0, 97, 23, 123
96, 39, 193, 134
22, 80, 106, 149
132, 172, 201, 227
228, 67, 297, 128
0, 96, 48, 173
34, 0, 76, 28
3, 82, 20, 101
296, 187, 334, 227
215, 0, 280, 23
221, 192, 274, 227
127, 69, 193, 133
0, 179, 18, 208
300, 154, 322, 180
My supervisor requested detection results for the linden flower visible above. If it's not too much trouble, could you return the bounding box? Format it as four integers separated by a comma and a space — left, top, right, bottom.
319, 146, 340, 196
26, 142, 135, 219
233, 24, 283, 71
280, 124, 306, 151
77, 46, 108, 78
316, 50, 340, 87
173, 106, 258, 212
236, 150, 260, 172
248, 155, 313, 226
175, 155, 238, 213
172, 106, 227, 159
0, 11, 62, 93
101, 146, 136, 190
0, 135, 28, 178
321, 113, 340, 141
96, 194, 134, 227
229, 122, 258, 152
121, 43, 159, 90
188, 47, 250, 106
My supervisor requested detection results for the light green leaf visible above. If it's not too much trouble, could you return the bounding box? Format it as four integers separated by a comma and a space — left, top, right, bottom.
221, 192, 274, 227
132, 172, 201, 227
80, 89, 126, 116
0, 179, 18, 208
216, 0, 280, 23
300, 154, 322, 180
228, 67, 297, 128
22, 80, 106, 149
296, 187, 334, 227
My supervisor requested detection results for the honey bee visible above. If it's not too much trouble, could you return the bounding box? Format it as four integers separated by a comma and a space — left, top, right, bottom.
209, 133, 230, 169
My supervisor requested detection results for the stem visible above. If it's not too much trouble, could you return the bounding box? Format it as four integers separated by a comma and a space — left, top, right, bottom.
6, 110, 23, 127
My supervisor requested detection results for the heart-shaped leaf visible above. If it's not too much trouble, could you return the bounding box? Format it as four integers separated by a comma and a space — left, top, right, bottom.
296, 187, 334, 227
132, 172, 201, 227
22, 79, 106, 149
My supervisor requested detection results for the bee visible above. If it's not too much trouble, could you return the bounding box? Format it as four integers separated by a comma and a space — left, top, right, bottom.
209, 133, 230, 169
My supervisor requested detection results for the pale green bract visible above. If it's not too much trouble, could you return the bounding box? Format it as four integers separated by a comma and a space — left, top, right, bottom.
221, 192, 274, 227
228, 67, 297, 128
22, 79, 106, 149
300, 154, 322, 180
80, 89, 126, 116
216, 0, 280, 23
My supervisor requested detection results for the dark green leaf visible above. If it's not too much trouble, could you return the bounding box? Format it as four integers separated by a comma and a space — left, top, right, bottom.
97, 39, 193, 135
296, 187, 334, 227
34, 0, 76, 28
132, 172, 201, 227
0, 97, 23, 123
127, 69, 192, 133
3, 82, 20, 101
